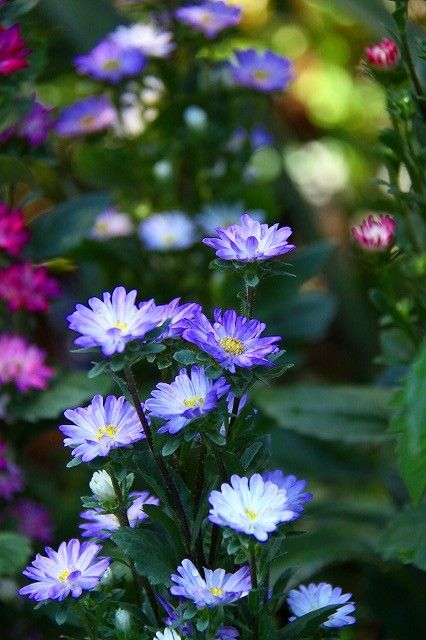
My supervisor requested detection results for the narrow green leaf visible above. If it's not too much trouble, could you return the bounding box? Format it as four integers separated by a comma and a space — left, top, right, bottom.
280, 605, 338, 639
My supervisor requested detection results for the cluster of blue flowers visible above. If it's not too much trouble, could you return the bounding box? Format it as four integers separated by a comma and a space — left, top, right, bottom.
19, 216, 356, 636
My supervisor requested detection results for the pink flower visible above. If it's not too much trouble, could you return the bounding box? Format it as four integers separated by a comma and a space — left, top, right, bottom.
365, 39, 400, 68
0, 334, 53, 392
5, 499, 53, 542
351, 214, 396, 251
0, 24, 31, 76
0, 203, 30, 256
0, 262, 60, 312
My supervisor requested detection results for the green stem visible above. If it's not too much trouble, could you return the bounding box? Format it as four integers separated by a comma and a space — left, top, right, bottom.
75, 600, 98, 640
249, 544, 259, 640
208, 524, 220, 568
123, 366, 192, 554
109, 469, 161, 626
246, 284, 256, 319
398, 18, 426, 118
193, 441, 207, 568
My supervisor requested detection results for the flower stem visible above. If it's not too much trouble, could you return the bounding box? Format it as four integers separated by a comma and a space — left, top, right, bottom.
193, 441, 207, 568
249, 544, 259, 640
246, 284, 256, 319
75, 600, 98, 640
109, 469, 161, 626
208, 524, 220, 568
398, 17, 426, 118
123, 365, 192, 554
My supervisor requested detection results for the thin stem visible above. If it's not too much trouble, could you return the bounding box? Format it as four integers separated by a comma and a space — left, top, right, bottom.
227, 395, 241, 439
398, 19, 426, 118
109, 469, 162, 626
123, 366, 192, 553
208, 525, 220, 568
208, 441, 227, 484
75, 601, 98, 640
249, 544, 259, 640
246, 284, 256, 319
193, 442, 207, 568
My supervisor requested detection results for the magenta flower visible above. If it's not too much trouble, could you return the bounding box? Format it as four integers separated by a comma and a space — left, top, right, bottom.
55, 95, 117, 138
0, 334, 53, 392
0, 203, 30, 255
19, 539, 110, 602
365, 39, 400, 68
351, 214, 396, 251
175, 2, 241, 39
6, 499, 53, 542
75, 38, 146, 84
229, 49, 294, 93
0, 262, 60, 312
0, 24, 31, 76
203, 213, 295, 262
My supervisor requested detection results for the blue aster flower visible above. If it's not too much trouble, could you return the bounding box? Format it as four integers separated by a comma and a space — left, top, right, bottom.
145, 365, 230, 435
157, 595, 193, 636
287, 583, 356, 628
67, 286, 161, 356
170, 559, 251, 608
262, 470, 313, 521
148, 297, 202, 340
55, 95, 117, 138
183, 308, 280, 373
74, 38, 146, 84
60, 395, 145, 463
208, 473, 296, 542
139, 212, 196, 251
215, 627, 239, 640
229, 49, 294, 93
203, 213, 295, 262
175, 2, 241, 39
19, 539, 110, 602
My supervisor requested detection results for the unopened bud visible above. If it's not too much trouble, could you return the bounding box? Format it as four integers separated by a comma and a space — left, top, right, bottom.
184, 106, 207, 131
153, 160, 173, 180
365, 38, 400, 68
115, 608, 132, 633
351, 214, 396, 251
89, 470, 115, 501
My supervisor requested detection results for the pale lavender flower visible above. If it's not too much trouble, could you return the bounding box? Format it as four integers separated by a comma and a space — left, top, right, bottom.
155, 630, 182, 640
139, 212, 196, 251
111, 23, 174, 58
287, 583, 356, 628
175, 2, 241, 39
203, 213, 295, 262
55, 95, 117, 138
16, 101, 54, 146
229, 49, 294, 93
147, 297, 202, 339
183, 308, 280, 373
216, 627, 239, 640
60, 395, 145, 463
209, 473, 296, 541
262, 470, 313, 521
89, 207, 134, 240
19, 539, 110, 602
80, 491, 158, 538
75, 38, 146, 83
170, 559, 251, 608
157, 595, 193, 636
145, 365, 230, 435
67, 286, 161, 356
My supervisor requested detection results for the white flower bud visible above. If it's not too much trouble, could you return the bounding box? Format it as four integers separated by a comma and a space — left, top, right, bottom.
153, 160, 173, 180
183, 106, 207, 131
115, 608, 132, 633
89, 470, 115, 501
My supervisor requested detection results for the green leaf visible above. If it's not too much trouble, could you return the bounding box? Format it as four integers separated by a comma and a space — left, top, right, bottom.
0, 155, 37, 188
240, 441, 263, 470
142, 505, 186, 558
111, 526, 178, 585
162, 438, 182, 457
0, 532, 31, 576
390, 341, 426, 503
29, 193, 112, 260
173, 350, 198, 365
12, 371, 112, 422
280, 605, 339, 639
380, 504, 426, 571
253, 385, 393, 443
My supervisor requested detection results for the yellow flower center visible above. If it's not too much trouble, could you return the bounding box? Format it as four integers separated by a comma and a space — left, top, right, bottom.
252, 69, 270, 82
95, 222, 109, 234
112, 321, 128, 331
200, 13, 213, 26
183, 395, 204, 409
58, 569, 71, 583
163, 233, 176, 246
80, 115, 96, 128
96, 424, 117, 441
219, 336, 245, 355
245, 508, 257, 521
102, 59, 120, 71
210, 586, 223, 596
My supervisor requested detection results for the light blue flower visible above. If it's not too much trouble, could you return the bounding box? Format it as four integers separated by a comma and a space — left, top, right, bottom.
145, 365, 230, 435
170, 559, 251, 608
139, 212, 196, 251
287, 583, 355, 628
262, 470, 313, 521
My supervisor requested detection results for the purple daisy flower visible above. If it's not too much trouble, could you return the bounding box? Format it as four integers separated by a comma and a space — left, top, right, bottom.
183, 308, 280, 373
75, 38, 146, 84
157, 595, 194, 636
208, 473, 295, 542
216, 627, 239, 640
287, 583, 356, 628
175, 2, 241, 39
148, 297, 202, 340
80, 490, 158, 539
262, 470, 313, 521
60, 395, 145, 463
229, 49, 294, 93
145, 365, 230, 435
19, 539, 110, 602
203, 213, 295, 262
67, 286, 161, 356
170, 559, 251, 608
55, 95, 117, 138
6, 499, 53, 542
